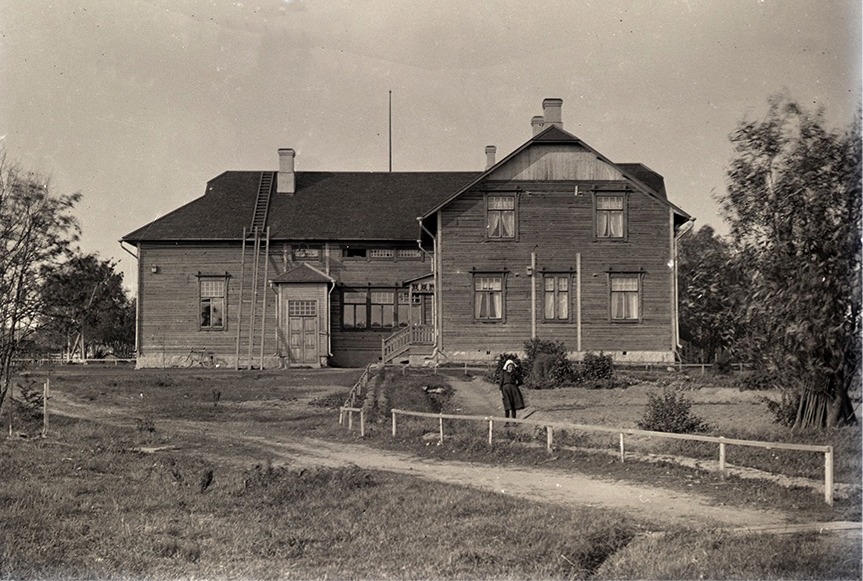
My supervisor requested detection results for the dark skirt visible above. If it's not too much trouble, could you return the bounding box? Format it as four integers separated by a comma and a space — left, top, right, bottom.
500, 383, 525, 411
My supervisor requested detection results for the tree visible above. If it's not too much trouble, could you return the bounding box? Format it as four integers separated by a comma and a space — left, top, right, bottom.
678, 225, 745, 363
39, 253, 135, 359
720, 95, 861, 429
0, 152, 81, 414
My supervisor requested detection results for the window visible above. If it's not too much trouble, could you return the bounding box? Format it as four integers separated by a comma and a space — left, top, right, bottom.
544, 275, 570, 321
474, 275, 504, 321
370, 290, 395, 328
369, 249, 395, 259
596, 194, 626, 239
293, 247, 320, 260
610, 275, 640, 321
342, 288, 407, 329
486, 195, 516, 239
397, 291, 410, 326
343, 247, 367, 259
199, 277, 226, 330
396, 248, 422, 260
288, 300, 317, 317
343, 291, 367, 329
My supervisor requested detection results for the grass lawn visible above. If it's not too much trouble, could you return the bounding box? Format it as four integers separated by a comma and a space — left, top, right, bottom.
2, 364, 860, 580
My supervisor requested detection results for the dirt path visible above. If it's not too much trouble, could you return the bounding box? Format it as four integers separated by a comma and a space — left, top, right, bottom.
42, 384, 834, 532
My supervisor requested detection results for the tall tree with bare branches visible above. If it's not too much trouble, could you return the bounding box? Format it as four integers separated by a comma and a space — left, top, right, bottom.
0, 152, 81, 414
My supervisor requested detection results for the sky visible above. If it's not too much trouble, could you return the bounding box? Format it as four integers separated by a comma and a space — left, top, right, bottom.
1, 0, 860, 294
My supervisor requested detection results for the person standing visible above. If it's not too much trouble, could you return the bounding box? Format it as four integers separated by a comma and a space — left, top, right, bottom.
499, 359, 525, 424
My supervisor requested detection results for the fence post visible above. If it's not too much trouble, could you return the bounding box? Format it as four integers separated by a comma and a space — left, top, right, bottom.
719, 438, 726, 476
619, 433, 625, 463
488, 419, 493, 446
392, 410, 397, 437
360, 409, 365, 438
825, 446, 834, 506
42, 379, 49, 438
339, 409, 344, 426
546, 426, 553, 453
438, 416, 444, 444
348, 410, 353, 431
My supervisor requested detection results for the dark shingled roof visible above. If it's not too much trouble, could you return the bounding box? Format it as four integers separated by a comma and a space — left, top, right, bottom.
122, 171, 480, 243
269, 262, 333, 284
618, 163, 667, 199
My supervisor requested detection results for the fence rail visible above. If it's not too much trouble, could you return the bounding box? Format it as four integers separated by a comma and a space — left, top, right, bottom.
387, 408, 835, 505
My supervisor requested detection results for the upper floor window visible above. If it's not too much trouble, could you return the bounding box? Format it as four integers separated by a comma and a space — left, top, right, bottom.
199, 277, 226, 330
474, 274, 504, 321
293, 246, 321, 260
596, 194, 626, 239
487, 195, 516, 239
543, 275, 570, 321
610, 274, 640, 321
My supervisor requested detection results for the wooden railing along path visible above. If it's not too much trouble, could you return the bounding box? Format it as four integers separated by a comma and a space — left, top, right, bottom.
380, 324, 434, 364
337, 408, 836, 506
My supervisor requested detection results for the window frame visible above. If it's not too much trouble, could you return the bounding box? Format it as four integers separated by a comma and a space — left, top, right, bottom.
485, 193, 518, 241
593, 192, 629, 241
608, 273, 643, 323
542, 274, 571, 322
341, 287, 408, 330
472, 273, 506, 323
197, 275, 228, 331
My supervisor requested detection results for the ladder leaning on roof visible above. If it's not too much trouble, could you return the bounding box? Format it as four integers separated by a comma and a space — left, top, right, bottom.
235, 172, 274, 370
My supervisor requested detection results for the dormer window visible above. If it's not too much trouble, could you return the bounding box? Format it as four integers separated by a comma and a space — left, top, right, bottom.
486, 195, 517, 239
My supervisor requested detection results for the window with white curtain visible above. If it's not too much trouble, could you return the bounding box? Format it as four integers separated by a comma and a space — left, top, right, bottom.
486, 195, 516, 239
543, 275, 570, 321
474, 275, 504, 321
610, 275, 640, 321
596, 194, 626, 239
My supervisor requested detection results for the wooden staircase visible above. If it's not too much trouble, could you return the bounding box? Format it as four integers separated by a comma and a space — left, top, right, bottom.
381, 324, 435, 364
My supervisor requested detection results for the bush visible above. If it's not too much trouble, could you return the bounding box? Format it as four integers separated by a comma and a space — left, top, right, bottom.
581, 352, 614, 381
739, 369, 780, 391
523, 338, 574, 387
637, 389, 710, 434
484, 353, 524, 385
761, 392, 800, 427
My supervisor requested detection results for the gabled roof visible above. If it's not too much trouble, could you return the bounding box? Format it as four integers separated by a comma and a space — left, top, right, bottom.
122, 171, 480, 243
421, 124, 690, 221
270, 262, 334, 284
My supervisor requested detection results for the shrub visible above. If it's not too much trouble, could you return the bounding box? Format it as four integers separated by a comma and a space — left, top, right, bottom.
522, 338, 574, 387
581, 352, 614, 381
761, 392, 800, 427
637, 389, 710, 433
484, 353, 523, 385
739, 369, 780, 391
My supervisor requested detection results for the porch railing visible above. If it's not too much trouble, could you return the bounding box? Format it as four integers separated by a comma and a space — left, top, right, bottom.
381, 324, 434, 364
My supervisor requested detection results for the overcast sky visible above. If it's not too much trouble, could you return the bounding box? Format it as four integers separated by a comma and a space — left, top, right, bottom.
1, 0, 860, 293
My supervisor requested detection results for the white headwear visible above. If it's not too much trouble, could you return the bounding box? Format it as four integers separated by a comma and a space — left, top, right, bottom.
503, 359, 517, 370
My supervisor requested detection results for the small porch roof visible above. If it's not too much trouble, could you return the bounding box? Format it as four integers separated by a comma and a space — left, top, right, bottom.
270, 262, 334, 285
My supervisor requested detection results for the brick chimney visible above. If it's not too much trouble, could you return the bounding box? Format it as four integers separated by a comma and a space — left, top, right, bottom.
531, 115, 545, 136
277, 148, 295, 194
542, 98, 563, 129
485, 145, 497, 170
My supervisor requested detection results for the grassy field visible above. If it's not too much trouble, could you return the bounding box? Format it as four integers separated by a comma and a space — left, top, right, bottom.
1, 364, 861, 580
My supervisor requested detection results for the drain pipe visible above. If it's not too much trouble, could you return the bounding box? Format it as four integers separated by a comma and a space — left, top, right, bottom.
417, 217, 440, 352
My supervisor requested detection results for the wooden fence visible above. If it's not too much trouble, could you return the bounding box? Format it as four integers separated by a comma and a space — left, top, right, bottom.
383, 408, 835, 506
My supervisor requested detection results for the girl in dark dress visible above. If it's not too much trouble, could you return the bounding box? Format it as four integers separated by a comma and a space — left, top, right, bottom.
499, 359, 525, 422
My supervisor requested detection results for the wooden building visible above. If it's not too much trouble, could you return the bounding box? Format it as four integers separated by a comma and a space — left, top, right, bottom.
122, 99, 692, 368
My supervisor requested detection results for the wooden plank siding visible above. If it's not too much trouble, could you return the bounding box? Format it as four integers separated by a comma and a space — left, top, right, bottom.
437, 146, 676, 363
136, 241, 434, 368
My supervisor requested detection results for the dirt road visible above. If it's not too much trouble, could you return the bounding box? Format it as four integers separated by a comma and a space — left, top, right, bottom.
43, 379, 848, 533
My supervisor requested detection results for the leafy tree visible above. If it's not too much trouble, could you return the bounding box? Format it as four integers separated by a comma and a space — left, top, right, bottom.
720, 95, 861, 429
0, 152, 81, 414
39, 253, 135, 359
678, 225, 745, 363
